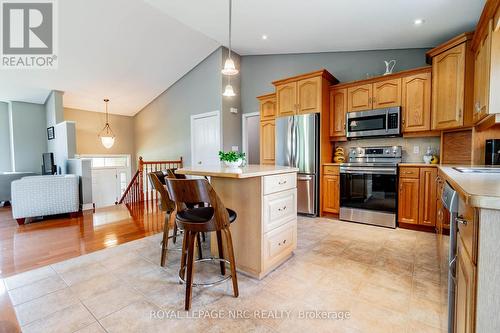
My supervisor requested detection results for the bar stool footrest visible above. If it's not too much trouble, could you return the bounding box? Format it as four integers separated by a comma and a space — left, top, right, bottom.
179, 257, 232, 287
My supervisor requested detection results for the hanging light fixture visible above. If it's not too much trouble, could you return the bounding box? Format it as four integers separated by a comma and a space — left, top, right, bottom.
221, 0, 238, 76
223, 77, 236, 97
98, 99, 115, 149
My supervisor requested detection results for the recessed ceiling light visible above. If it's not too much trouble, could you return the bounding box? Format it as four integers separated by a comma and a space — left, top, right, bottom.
261, 35, 268, 40
414, 19, 425, 25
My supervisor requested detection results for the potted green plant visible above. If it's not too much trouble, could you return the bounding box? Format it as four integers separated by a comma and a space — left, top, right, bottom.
219, 151, 245, 168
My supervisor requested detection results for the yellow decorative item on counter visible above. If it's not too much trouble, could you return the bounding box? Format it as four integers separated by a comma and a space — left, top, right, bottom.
431, 155, 439, 164
333, 147, 345, 163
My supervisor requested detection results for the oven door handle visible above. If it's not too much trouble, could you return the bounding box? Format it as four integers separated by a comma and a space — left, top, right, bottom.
340, 167, 397, 175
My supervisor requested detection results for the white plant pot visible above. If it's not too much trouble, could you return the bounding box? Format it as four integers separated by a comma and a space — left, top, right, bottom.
423, 155, 432, 164
223, 159, 243, 168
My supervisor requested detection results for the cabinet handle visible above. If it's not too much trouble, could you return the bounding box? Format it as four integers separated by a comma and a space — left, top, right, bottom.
278, 239, 287, 246
278, 180, 287, 185
459, 109, 462, 118
456, 216, 468, 225
368, 97, 372, 103
278, 206, 287, 212
402, 118, 405, 125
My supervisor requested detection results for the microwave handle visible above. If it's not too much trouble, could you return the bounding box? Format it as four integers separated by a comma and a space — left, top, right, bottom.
385, 110, 389, 133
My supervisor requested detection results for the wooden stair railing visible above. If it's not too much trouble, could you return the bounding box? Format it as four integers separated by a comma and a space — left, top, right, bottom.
118, 156, 183, 205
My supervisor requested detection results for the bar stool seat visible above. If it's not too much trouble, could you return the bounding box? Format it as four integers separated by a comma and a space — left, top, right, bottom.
177, 207, 237, 224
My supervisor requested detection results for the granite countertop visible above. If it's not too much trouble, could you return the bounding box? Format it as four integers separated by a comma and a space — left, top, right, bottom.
176, 165, 299, 179
399, 163, 439, 167
438, 166, 500, 210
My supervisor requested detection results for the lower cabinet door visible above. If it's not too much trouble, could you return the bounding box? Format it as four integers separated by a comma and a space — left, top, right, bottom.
455, 237, 476, 333
419, 167, 437, 226
398, 177, 420, 224
322, 175, 339, 214
260, 120, 275, 165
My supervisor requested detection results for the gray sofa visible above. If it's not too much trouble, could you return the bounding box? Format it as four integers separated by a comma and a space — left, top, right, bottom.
0, 172, 37, 203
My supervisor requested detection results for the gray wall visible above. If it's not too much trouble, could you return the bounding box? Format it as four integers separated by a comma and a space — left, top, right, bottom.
134, 48, 224, 166
9, 102, 47, 172
0, 102, 11, 172
241, 48, 429, 114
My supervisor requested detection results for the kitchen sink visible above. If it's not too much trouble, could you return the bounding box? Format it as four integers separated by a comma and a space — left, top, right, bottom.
453, 167, 500, 174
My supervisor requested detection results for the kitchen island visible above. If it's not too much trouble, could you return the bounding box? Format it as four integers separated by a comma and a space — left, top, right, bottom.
176, 165, 299, 279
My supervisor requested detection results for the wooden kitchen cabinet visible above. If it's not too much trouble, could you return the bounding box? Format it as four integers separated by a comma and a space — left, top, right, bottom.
276, 82, 297, 117
330, 88, 347, 137
260, 120, 275, 165
427, 33, 474, 130
399, 166, 438, 227
436, 173, 450, 234
273, 70, 337, 118
402, 71, 432, 132
418, 167, 437, 226
455, 237, 476, 333
347, 84, 372, 112
258, 93, 276, 121
322, 165, 340, 214
398, 177, 420, 224
473, 20, 492, 123
297, 76, 322, 114
373, 78, 401, 109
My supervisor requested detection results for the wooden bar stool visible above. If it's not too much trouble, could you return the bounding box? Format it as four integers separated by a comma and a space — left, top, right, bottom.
148, 172, 178, 267
165, 178, 239, 310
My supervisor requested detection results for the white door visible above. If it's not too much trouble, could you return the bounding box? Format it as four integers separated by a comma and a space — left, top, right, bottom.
92, 169, 120, 207
242, 112, 260, 164
191, 111, 221, 166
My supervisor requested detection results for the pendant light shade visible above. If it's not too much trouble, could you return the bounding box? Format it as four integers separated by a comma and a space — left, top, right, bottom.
221, 57, 238, 76
223, 84, 236, 97
221, 0, 239, 76
99, 99, 115, 149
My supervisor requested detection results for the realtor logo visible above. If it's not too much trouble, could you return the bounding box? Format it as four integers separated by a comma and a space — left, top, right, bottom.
1, 0, 58, 68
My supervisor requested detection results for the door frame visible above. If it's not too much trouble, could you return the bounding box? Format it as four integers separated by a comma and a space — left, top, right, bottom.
241, 112, 260, 160
190, 110, 222, 166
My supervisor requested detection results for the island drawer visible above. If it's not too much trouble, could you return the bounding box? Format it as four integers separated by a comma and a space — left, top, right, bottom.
263, 173, 296, 195
263, 188, 297, 233
263, 220, 297, 271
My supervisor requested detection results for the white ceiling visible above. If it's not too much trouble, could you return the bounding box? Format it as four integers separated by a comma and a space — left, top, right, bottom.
148, 0, 485, 55
0, 0, 486, 116
0, 0, 219, 116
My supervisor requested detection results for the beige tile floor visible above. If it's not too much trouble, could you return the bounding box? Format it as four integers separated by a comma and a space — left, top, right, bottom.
1, 217, 449, 333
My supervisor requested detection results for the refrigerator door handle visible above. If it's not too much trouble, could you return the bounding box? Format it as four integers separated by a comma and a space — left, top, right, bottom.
286, 117, 293, 166
292, 117, 299, 167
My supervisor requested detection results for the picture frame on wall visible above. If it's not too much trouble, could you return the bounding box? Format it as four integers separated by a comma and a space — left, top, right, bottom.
47, 126, 55, 140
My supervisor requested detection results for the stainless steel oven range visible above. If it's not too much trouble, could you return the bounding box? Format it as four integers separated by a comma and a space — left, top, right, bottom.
339, 146, 402, 228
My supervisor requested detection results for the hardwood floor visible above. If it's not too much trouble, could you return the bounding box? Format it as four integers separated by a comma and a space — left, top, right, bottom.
0, 202, 165, 333
0, 202, 165, 279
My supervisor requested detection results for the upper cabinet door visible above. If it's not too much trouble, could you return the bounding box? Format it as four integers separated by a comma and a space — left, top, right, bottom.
473, 20, 492, 123
297, 76, 322, 114
276, 82, 297, 117
330, 88, 347, 137
432, 43, 466, 130
260, 120, 275, 165
347, 84, 372, 112
402, 72, 431, 132
373, 78, 402, 109
260, 96, 276, 122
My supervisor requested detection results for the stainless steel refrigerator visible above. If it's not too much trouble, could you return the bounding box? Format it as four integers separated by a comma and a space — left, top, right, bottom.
276, 113, 319, 215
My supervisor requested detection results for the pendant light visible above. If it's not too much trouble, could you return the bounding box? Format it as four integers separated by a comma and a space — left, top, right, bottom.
99, 99, 115, 149
221, 0, 238, 76
223, 77, 236, 97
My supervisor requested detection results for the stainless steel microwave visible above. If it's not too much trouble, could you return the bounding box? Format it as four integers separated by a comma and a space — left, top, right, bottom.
346, 107, 401, 139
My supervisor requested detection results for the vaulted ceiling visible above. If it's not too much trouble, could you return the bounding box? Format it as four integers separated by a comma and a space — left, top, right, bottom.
0, 0, 485, 116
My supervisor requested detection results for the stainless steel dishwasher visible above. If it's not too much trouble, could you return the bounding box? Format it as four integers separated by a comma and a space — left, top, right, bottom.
441, 182, 458, 333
